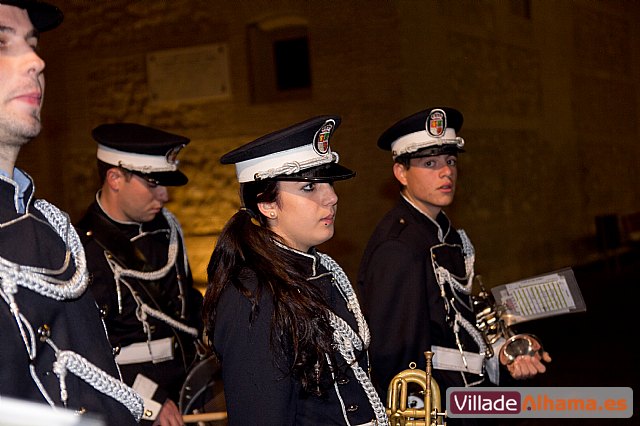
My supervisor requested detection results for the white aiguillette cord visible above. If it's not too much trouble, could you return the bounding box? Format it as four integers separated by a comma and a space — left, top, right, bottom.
0, 199, 143, 421
319, 252, 388, 426
106, 209, 198, 337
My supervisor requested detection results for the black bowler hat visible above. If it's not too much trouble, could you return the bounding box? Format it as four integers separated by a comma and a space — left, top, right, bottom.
221, 115, 355, 183
92, 123, 190, 187
1, 0, 64, 32
378, 107, 465, 160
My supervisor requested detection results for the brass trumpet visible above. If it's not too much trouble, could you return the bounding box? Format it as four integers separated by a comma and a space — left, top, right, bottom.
473, 276, 544, 364
387, 351, 446, 426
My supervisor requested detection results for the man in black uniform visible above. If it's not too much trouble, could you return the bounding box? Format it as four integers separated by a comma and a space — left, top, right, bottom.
0, 2, 142, 425
358, 107, 551, 425
76, 123, 205, 425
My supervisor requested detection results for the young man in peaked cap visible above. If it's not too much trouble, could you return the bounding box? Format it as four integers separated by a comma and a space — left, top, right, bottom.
0, 2, 143, 425
357, 107, 551, 426
76, 123, 205, 426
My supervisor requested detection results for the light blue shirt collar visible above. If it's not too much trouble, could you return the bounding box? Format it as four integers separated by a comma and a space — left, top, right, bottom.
0, 167, 31, 213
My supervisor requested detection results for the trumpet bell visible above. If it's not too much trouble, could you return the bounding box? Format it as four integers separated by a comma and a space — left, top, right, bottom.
499, 333, 544, 365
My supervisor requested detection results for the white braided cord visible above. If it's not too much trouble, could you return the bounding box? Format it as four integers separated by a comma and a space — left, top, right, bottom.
431, 229, 489, 386
140, 303, 198, 337
0, 200, 88, 300
0, 199, 142, 419
401, 197, 487, 387
53, 350, 143, 420
318, 253, 388, 426
254, 152, 338, 181
0, 286, 33, 356
432, 230, 475, 296
458, 230, 476, 289
105, 209, 196, 336
110, 209, 179, 285
455, 312, 487, 357
318, 253, 370, 347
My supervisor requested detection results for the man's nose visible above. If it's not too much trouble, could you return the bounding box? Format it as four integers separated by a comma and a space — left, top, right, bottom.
26, 50, 46, 76
440, 164, 453, 178
155, 186, 169, 203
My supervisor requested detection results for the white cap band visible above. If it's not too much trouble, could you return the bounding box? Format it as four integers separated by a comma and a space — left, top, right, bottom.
97, 144, 179, 173
391, 128, 464, 159
235, 143, 336, 183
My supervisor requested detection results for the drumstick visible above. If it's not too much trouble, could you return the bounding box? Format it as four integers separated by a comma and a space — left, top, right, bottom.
182, 411, 228, 423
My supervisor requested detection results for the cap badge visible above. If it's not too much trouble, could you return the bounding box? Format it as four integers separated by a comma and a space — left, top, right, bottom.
165, 144, 184, 165
313, 119, 335, 155
426, 109, 447, 138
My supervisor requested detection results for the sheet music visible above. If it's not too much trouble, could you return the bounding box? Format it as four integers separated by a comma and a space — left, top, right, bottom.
492, 268, 585, 325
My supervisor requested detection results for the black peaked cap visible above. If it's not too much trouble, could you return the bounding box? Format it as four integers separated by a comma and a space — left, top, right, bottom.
377, 107, 463, 151
1, 0, 64, 32
221, 115, 355, 182
92, 123, 190, 155
222, 116, 340, 164
92, 122, 190, 187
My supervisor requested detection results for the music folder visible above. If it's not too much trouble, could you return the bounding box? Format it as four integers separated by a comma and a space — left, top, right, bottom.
490, 267, 586, 327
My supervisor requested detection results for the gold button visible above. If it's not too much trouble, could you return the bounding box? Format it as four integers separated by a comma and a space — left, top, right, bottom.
37, 324, 51, 341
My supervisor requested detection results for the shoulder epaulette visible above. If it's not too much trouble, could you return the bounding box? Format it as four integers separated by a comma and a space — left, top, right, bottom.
388, 216, 409, 239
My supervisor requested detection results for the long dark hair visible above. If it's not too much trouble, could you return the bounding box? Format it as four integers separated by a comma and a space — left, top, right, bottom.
203, 180, 336, 394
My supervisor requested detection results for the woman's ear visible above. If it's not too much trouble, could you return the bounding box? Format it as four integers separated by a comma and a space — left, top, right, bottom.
257, 202, 277, 220
393, 162, 408, 186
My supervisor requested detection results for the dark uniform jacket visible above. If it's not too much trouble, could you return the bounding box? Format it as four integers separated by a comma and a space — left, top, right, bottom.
358, 197, 492, 424
0, 172, 139, 426
214, 246, 379, 425
76, 200, 203, 410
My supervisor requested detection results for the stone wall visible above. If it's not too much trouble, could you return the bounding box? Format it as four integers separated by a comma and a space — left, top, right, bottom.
18, 0, 640, 289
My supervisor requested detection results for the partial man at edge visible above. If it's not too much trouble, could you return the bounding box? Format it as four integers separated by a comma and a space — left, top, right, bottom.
0, 1, 142, 425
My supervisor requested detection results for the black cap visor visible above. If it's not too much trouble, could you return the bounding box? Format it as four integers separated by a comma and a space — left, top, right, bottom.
268, 162, 355, 182
128, 169, 188, 187
404, 144, 464, 159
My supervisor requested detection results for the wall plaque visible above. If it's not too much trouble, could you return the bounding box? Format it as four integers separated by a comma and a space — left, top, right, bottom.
146, 43, 231, 102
